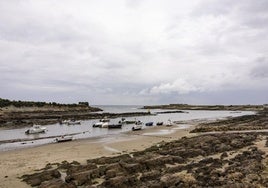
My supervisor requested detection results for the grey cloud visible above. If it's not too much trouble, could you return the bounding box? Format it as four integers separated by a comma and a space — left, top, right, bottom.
250, 57, 268, 79
0, 0, 268, 105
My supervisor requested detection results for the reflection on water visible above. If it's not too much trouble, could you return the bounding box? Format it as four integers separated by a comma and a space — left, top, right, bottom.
0, 105, 255, 151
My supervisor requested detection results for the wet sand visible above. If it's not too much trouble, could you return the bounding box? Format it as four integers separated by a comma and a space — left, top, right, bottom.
0, 124, 193, 188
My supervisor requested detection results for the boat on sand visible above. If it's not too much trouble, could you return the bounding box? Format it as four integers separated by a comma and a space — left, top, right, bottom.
132, 124, 142, 131
156, 122, 163, 126
93, 122, 103, 127
166, 119, 174, 127
145, 122, 154, 126
25, 125, 46, 134
100, 122, 109, 128
55, 135, 73, 142
108, 124, 122, 129
67, 120, 81, 125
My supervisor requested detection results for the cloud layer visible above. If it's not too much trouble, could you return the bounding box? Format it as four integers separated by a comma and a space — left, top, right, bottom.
0, 0, 267, 105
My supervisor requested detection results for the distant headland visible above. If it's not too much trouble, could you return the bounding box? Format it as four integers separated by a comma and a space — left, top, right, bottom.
143, 103, 265, 111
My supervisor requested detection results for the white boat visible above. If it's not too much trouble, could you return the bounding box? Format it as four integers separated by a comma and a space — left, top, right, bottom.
135, 120, 143, 125
93, 122, 103, 127
67, 120, 81, 125
166, 119, 174, 127
25, 125, 47, 134
100, 122, 109, 128
61, 120, 70, 124
100, 118, 110, 122
132, 124, 142, 131
55, 135, 73, 142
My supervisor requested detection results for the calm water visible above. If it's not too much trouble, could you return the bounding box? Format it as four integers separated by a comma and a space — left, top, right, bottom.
0, 105, 255, 151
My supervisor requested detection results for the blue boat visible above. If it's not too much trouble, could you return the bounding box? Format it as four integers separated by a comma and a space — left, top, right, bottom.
145, 122, 153, 126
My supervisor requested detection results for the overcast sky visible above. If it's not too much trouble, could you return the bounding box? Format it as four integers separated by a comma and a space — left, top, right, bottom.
0, 0, 268, 105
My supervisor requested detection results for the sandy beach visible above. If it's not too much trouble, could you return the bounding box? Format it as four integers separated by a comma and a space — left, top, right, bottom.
0, 124, 193, 188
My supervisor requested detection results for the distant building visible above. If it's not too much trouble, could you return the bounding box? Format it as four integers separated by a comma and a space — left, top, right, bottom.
263, 104, 268, 109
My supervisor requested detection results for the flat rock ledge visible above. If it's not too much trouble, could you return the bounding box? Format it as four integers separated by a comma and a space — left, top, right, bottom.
20, 132, 268, 187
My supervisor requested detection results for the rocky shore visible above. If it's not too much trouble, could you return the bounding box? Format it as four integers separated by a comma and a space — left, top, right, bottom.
20, 109, 268, 187
191, 109, 268, 133
21, 133, 268, 187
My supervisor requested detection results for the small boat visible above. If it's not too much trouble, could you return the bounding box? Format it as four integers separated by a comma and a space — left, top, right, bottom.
156, 122, 163, 126
93, 122, 103, 127
100, 118, 110, 122
25, 125, 47, 134
67, 120, 81, 125
135, 120, 143, 125
55, 135, 73, 142
108, 124, 122, 129
166, 119, 173, 127
100, 122, 109, 128
132, 124, 142, 131
145, 122, 154, 126
61, 120, 70, 124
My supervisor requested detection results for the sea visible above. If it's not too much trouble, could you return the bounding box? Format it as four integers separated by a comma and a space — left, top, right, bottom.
0, 105, 255, 152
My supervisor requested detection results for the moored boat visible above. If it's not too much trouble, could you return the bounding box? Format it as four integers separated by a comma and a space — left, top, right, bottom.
145, 122, 154, 126
108, 124, 122, 129
55, 135, 73, 142
156, 122, 163, 126
100, 117, 110, 122
166, 119, 173, 127
93, 122, 103, 127
132, 124, 142, 131
125, 120, 136, 124
135, 120, 143, 125
100, 122, 109, 128
67, 120, 81, 125
25, 125, 47, 134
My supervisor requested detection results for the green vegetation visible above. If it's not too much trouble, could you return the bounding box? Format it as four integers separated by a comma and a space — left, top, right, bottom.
0, 98, 90, 108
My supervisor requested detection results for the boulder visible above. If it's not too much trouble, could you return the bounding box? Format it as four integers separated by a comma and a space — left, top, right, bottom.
140, 170, 161, 181
105, 169, 117, 179
39, 179, 76, 188
65, 170, 92, 186
101, 175, 138, 188
21, 169, 61, 186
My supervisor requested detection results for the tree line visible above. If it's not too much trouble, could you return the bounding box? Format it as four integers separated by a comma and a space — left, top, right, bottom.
0, 98, 89, 108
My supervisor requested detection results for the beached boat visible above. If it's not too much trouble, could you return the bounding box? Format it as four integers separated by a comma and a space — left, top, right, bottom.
145, 122, 154, 126
132, 124, 142, 131
25, 125, 47, 134
93, 122, 103, 127
126, 120, 136, 124
55, 135, 73, 142
135, 120, 143, 125
156, 122, 163, 126
108, 124, 122, 129
100, 118, 110, 122
67, 120, 81, 125
100, 122, 109, 128
119, 119, 136, 124
166, 119, 173, 127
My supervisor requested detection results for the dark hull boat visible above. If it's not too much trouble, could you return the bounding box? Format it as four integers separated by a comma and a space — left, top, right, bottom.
156, 122, 163, 126
145, 122, 154, 126
108, 124, 122, 129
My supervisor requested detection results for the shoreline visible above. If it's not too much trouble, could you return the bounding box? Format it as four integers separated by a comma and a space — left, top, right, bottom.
0, 118, 214, 152
2, 111, 266, 187
0, 123, 193, 188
